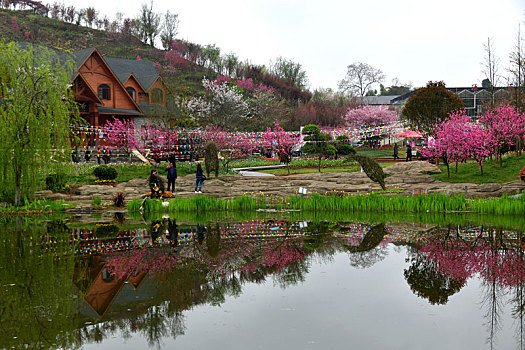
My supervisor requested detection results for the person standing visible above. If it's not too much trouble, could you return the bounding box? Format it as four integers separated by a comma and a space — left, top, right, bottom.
84, 148, 91, 163
195, 163, 205, 193
167, 162, 177, 193
406, 144, 413, 162
393, 144, 399, 160
102, 147, 109, 164
96, 147, 101, 164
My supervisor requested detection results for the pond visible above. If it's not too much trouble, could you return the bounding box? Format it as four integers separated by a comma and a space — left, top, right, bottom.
1, 211, 525, 349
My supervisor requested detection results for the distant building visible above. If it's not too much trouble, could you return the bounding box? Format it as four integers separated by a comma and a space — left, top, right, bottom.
358, 95, 401, 106
391, 86, 508, 116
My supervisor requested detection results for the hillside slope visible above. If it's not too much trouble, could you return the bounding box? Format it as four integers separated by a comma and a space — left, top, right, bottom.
0, 9, 155, 58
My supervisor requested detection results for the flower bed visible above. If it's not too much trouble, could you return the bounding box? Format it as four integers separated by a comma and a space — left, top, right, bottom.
520, 165, 525, 181
94, 179, 117, 185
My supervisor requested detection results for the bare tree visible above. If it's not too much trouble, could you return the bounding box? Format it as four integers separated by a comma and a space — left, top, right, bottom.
75, 8, 85, 26
160, 10, 179, 50
509, 24, 525, 108
137, 1, 161, 46
482, 37, 501, 108
85, 7, 97, 28
338, 62, 385, 98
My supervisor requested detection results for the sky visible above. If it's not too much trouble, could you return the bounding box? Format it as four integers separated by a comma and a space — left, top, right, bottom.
45, 0, 525, 92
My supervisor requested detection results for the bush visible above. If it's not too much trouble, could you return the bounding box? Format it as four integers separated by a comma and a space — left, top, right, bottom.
204, 142, 219, 178
45, 173, 67, 192
91, 197, 102, 206
93, 165, 118, 180
520, 165, 525, 181
112, 192, 126, 207
348, 154, 386, 190
336, 143, 356, 156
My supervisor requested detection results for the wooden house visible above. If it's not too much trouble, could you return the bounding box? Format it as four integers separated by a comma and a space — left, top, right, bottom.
71, 48, 170, 127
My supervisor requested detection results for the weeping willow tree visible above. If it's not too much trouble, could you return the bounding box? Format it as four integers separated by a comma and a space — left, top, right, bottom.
0, 42, 76, 205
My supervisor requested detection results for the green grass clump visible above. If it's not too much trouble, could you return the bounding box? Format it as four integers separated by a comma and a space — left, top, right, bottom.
128, 194, 267, 213
0, 199, 71, 214
127, 192, 524, 216
467, 195, 525, 215
283, 193, 467, 213
91, 197, 102, 206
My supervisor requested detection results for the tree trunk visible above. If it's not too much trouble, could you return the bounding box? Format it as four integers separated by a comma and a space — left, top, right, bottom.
14, 165, 22, 206
15, 183, 21, 206
318, 156, 322, 173
446, 163, 450, 178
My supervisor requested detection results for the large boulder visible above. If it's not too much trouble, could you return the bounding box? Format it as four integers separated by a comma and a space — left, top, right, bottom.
383, 161, 441, 175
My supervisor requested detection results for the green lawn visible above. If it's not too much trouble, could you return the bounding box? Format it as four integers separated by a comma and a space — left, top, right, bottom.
64, 162, 196, 185
61, 153, 524, 186
432, 154, 525, 184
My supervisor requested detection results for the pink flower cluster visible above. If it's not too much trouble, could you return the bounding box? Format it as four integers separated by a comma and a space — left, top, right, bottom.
421, 106, 525, 174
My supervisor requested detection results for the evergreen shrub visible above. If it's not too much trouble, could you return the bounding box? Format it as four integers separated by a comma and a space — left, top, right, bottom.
93, 165, 118, 180
45, 173, 67, 192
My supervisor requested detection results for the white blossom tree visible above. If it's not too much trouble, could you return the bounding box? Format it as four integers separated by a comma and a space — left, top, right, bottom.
187, 78, 249, 129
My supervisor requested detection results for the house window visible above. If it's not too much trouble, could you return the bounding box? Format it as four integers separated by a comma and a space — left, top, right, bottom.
126, 87, 136, 101
151, 88, 164, 104
98, 84, 111, 100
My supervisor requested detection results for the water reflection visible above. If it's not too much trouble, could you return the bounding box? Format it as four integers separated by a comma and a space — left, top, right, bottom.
1, 215, 525, 349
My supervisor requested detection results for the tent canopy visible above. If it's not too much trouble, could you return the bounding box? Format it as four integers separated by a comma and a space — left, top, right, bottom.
397, 130, 423, 138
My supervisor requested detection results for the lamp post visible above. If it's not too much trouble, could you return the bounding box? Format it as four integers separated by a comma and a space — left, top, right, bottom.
509, 83, 518, 108
472, 84, 478, 116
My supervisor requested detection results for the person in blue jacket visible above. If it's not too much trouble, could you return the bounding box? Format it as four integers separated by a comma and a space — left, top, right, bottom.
195, 163, 205, 193
167, 162, 177, 192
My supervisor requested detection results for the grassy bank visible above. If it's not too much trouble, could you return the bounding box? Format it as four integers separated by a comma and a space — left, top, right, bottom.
128, 193, 525, 216
433, 154, 524, 184
0, 199, 72, 215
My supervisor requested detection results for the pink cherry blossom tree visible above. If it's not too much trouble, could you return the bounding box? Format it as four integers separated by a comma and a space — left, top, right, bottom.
344, 105, 398, 128
436, 110, 470, 174
261, 122, 298, 173
480, 105, 525, 167
104, 117, 139, 156
464, 122, 493, 175
204, 127, 256, 172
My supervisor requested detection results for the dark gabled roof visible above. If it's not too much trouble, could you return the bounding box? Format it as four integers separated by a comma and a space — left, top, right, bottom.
98, 107, 142, 115
360, 95, 400, 105
71, 47, 95, 68
14, 43, 76, 78
137, 101, 168, 116
105, 57, 159, 91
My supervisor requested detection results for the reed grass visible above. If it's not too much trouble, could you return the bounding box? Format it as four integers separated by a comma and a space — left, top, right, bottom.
128, 194, 268, 213
0, 199, 71, 214
127, 192, 525, 216
282, 193, 468, 213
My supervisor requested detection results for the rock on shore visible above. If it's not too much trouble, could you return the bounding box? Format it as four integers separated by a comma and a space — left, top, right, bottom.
36, 161, 525, 205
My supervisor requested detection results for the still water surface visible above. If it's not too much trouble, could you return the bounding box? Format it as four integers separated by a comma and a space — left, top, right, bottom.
1, 213, 524, 349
